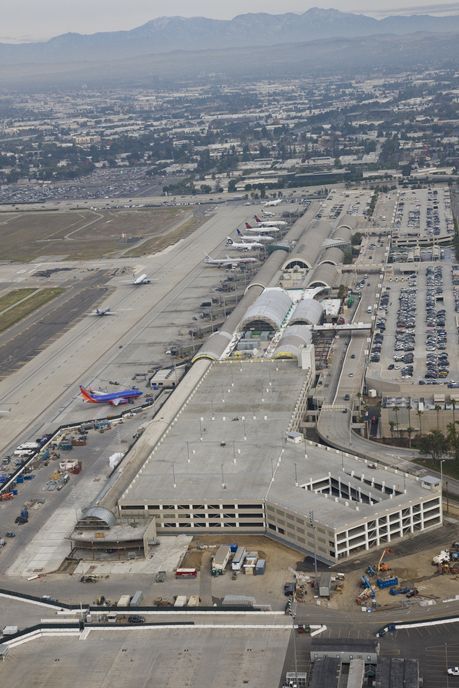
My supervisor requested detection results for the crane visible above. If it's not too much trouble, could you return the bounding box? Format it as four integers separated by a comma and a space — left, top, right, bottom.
377, 548, 393, 572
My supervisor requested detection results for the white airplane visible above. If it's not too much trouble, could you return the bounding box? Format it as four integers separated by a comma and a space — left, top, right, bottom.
204, 254, 258, 268
244, 222, 280, 234
236, 229, 274, 243
226, 237, 263, 251
264, 199, 282, 207
89, 307, 115, 317
254, 215, 287, 227
262, 209, 275, 216
133, 273, 152, 285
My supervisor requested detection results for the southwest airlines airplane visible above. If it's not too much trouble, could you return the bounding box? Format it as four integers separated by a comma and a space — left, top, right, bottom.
79, 385, 143, 406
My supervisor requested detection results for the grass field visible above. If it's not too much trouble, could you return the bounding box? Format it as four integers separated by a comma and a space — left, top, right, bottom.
0, 288, 64, 333
123, 213, 208, 257
0, 207, 187, 261
415, 457, 459, 480
0, 288, 37, 313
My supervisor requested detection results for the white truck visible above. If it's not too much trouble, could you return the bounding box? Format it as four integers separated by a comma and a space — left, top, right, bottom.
212, 545, 231, 575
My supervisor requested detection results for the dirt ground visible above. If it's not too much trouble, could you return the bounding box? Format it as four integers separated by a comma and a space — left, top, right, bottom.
179, 531, 459, 611
181, 534, 300, 572
326, 539, 459, 613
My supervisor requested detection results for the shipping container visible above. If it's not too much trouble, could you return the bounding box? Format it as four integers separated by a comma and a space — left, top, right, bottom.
174, 595, 188, 608
376, 577, 398, 589
175, 568, 197, 579
130, 591, 144, 607
187, 595, 200, 607
255, 559, 266, 575
117, 594, 131, 607
231, 547, 246, 571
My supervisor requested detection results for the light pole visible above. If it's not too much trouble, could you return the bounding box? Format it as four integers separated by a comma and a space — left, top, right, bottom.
440, 459, 444, 517
221, 462, 225, 488
308, 510, 318, 583
445, 642, 449, 688
292, 608, 298, 687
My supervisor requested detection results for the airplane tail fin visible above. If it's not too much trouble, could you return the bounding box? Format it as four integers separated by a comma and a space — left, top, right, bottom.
226, 237, 233, 244
236, 228, 242, 237
79, 385, 96, 403
245, 222, 252, 229
255, 215, 261, 223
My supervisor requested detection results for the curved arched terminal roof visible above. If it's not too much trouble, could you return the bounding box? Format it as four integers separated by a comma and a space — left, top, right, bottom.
290, 298, 324, 326
281, 220, 333, 273
333, 225, 352, 244
273, 325, 313, 359
282, 250, 312, 271
306, 263, 339, 290
78, 506, 117, 528
318, 246, 345, 267
193, 331, 233, 362
239, 288, 293, 332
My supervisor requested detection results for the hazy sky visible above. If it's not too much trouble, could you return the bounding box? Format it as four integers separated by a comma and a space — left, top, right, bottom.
2, 0, 458, 42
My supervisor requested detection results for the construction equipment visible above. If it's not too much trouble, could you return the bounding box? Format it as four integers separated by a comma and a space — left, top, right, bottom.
389, 586, 411, 595
376, 576, 398, 589
376, 548, 392, 572
360, 575, 372, 589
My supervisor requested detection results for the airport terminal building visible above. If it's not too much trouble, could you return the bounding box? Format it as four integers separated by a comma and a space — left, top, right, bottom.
117, 360, 442, 564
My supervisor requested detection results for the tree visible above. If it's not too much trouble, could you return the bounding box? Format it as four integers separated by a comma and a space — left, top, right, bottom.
418, 431, 448, 462
393, 406, 400, 437
337, 284, 347, 300
446, 422, 459, 462
406, 426, 415, 449
389, 421, 396, 439
416, 409, 423, 436
435, 404, 442, 432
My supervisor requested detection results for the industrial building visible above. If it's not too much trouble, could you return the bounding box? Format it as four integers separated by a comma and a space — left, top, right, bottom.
310, 639, 379, 664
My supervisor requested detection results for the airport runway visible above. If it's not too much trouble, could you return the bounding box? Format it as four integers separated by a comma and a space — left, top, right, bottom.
0, 205, 253, 454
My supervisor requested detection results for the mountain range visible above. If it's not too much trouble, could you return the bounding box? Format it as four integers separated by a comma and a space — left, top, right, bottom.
2, 8, 459, 65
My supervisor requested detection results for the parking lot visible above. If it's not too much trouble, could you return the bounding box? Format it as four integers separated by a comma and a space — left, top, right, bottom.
314, 188, 374, 222
367, 264, 459, 387
392, 186, 454, 240
381, 622, 459, 688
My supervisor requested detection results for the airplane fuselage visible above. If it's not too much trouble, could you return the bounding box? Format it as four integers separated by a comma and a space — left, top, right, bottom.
80, 385, 143, 406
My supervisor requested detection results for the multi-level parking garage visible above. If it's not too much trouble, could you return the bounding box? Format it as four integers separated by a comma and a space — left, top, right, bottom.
117, 360, 441, 564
